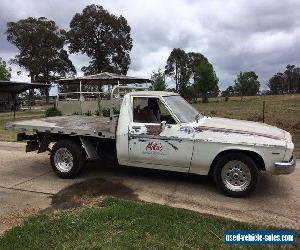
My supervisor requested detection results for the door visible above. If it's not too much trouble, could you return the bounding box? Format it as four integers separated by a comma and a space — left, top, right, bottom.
128, 96, 194, 171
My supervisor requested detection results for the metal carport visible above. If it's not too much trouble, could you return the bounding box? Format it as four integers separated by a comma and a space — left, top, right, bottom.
0, 80, 50, 119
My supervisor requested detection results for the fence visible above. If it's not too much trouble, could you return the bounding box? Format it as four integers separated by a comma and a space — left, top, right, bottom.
56, 92, 122, 115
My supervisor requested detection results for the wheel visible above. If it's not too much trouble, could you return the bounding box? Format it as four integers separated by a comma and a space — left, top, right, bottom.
213, 153, 258, 198
50, 140, 86, 178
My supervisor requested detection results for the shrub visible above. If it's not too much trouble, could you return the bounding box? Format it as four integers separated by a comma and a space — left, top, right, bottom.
94, 110, 101, 116
113, 108, 120, 115
102, 109, 110, 117
225, 96, 229, 102
84, 111, 92, 116
102, 108, 120, 117
45, 107, 62, 117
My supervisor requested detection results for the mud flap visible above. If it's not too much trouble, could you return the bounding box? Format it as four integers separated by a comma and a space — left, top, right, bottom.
18, 132, 51, 153
37, 133, 51, 153
26, 140, 39, 152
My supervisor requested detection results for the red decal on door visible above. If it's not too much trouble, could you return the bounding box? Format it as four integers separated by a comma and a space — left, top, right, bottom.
145, 142, 163, 152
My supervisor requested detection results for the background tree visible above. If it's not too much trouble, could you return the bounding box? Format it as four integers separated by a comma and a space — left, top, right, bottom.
193, 62, 219, 103
233, 71, 260, 101
187, 52, 218, 102
150, 68, 166, 91
284, 65, 296, 93
165, 48, 189, 95
0, 58, 11, 80
182, 85, 197, 102
209, 84, 220, 98
67, 4, 132, 75
6, 17, 76, 103
165, 49, 219, 102
268, 73, 284, 95
268, 65, 300, 94
187, 52, 208, 75
221, 85, 235, 97
35, 49, 76, 97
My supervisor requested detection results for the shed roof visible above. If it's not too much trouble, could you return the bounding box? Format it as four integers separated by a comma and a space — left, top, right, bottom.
58, 72, 152, 85
0, 80, 50, 93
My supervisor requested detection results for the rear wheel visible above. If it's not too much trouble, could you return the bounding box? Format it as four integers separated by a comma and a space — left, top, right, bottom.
50, 140, 86, 178
213, 153, 258, 197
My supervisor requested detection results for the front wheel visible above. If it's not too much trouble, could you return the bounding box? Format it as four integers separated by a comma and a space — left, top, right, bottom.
50, 140, 86, 178
213, 153, 258, 198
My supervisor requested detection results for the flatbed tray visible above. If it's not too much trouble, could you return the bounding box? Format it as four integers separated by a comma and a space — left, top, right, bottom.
5, 115, 115, 139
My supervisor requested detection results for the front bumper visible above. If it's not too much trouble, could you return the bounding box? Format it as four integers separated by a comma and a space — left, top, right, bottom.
273, 156, 296, 175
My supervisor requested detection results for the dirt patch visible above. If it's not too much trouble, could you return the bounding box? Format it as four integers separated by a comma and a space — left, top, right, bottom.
51, 178, 139, 210
0, 207, 42, 235
0, 142, 25, 151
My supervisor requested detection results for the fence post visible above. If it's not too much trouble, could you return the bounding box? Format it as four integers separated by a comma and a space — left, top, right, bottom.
79, 80, 83, 115
262, 100, 265, 123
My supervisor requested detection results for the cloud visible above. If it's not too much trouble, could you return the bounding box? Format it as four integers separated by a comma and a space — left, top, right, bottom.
0, 0, 299, 90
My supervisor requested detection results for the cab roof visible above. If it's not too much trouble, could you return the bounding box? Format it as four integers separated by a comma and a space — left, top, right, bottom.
127, 91, 179, 97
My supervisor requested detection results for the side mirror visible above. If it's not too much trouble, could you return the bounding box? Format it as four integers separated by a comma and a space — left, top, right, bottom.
160, 121, 166, 131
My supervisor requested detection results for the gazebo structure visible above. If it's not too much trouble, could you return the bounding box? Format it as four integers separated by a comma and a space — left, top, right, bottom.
57, 72, 151, 115
0, 80, 50, 118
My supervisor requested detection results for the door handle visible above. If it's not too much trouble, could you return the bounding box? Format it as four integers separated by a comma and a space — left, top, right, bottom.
132, 125, 141, 130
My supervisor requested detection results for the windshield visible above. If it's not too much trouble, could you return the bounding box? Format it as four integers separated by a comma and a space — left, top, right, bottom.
163, 95, 203, 123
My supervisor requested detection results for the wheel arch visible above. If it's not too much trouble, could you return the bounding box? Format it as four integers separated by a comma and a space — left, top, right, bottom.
208, 148, 266, 176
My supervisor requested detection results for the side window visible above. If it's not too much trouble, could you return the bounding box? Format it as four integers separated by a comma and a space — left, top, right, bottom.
159, 101, 176, 124
132, 97, 176, 124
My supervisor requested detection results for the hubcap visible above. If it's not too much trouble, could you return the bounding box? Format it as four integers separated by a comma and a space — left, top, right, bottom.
221, 160, 251, 192
54, 147, 74, 173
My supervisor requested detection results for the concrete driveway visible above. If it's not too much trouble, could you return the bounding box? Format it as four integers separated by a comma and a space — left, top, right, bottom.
0, 141, 299, 234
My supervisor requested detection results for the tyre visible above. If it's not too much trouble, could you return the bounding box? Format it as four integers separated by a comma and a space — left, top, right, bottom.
213, 153, 258, 198
50, 140, 86, 178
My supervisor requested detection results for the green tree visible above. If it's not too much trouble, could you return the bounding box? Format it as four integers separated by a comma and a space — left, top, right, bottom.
67, 4, 132, 75
182, 85, 197, 102
268, 65, 300, 94
165, 48, 190, 95
268, 73, 284, 95
6, 17, 76, 103
187, 52, 219, 102
150, 68, 166, 91
221, 85, 235, 97
285, 65, 295, 93
187, 52, 208, 74
284, 64, 300, 93
193, 62, 219, 103
0, 58, 11, 80
165, 49, 220, 101
233, 71, 260, 101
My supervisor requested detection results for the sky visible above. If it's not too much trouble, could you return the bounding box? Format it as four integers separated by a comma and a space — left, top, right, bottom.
1, 0, 300, 93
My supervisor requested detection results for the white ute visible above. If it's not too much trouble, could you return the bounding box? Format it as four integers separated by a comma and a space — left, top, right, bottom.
6, 87, 295, 197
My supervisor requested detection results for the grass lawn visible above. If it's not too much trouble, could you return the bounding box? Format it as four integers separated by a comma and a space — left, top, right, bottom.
0, 198, 298, 249
0, 108, 47, 141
